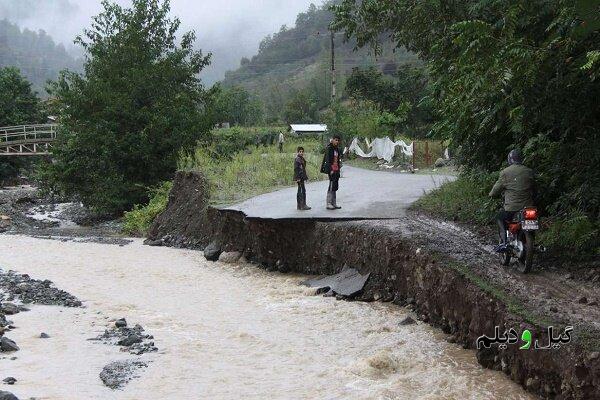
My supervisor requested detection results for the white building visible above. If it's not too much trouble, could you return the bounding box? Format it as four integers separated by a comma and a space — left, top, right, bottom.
289, 124, 328, 136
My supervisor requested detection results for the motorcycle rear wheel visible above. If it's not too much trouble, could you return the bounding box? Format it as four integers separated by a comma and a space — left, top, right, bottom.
498, 226, 511, 266
517, 231, 534, 274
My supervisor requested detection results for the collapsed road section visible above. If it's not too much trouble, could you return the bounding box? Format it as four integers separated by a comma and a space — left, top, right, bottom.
147, 170, 600, 399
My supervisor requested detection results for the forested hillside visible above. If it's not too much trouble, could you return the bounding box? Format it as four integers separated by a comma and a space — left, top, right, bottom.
222, 1, 418, 123
0, 19, 81, 96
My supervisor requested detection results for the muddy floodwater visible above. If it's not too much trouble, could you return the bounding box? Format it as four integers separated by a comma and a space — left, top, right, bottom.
0, 235, 534, 400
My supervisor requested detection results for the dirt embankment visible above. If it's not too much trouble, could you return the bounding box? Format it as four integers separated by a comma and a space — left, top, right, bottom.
148, 171, 600, 400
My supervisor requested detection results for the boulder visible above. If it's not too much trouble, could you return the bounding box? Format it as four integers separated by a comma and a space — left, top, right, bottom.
0, 215, 11, 231
0, 337, 19, 352
203, 241, 221, 261
118, 334, 143, 347
0, 391, 19, 400
115, 318, 127, 328
0, 303, 19, 315
2, 377, 16, 385
218, 251, 242, 263
143, 238, 163, 247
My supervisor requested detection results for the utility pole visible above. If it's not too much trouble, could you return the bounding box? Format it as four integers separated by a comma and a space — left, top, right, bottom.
330, 31, 336, 101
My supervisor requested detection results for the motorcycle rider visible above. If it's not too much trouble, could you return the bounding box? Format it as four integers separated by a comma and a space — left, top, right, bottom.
489, 149, 535, 252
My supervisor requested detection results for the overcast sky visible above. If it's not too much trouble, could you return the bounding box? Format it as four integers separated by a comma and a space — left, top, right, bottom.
0, 0, 321, 83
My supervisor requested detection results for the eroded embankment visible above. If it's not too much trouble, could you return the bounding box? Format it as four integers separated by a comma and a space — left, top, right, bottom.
148, 171, 600, 400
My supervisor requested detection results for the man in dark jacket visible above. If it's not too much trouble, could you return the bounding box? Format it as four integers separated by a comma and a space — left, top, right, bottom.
294, 147, 311, 210
489, 149, 535, 249
320, 135, 342, 210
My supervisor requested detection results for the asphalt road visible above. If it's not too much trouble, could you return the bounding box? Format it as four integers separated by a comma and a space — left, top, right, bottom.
220, 166, 454, 220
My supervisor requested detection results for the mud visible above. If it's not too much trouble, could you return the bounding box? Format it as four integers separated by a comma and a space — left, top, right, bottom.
147, 170, 212, 249
148, 170, 600, 399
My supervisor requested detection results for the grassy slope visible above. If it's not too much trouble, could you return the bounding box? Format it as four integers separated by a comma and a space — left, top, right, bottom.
179, 137, 326, 205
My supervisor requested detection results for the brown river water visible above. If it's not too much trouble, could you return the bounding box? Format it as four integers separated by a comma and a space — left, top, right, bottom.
0, 235, 534, 400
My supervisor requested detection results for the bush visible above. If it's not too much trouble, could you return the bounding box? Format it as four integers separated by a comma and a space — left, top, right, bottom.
413, 172, 498, 225
539, 212, 599, 256
210, 126, 285, 156
122, 181, 173, 236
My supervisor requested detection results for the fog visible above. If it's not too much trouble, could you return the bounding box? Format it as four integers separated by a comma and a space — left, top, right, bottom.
0, 0, 320, 84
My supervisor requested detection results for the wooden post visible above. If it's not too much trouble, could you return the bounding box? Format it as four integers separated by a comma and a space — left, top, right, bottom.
425, 141, 430, 167
412, 141, 416, 170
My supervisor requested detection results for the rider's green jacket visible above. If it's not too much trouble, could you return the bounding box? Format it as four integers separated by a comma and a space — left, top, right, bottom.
489, 163, 535, 212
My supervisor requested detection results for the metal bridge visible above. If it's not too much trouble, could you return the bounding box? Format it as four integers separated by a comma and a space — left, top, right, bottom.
0, 124, 58, 156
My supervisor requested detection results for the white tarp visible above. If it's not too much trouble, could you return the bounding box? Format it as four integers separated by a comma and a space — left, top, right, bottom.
348, 137, 413, 162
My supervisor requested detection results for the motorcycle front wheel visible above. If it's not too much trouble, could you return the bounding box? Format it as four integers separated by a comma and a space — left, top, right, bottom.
517, 231, 534, 273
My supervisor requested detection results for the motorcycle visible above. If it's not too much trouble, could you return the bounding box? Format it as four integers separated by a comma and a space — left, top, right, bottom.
498, 207, 539, 273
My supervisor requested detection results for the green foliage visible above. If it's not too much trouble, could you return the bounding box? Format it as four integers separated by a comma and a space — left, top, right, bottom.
582, 50, 600, 81
178, 137, 324, 205
345, 65, 434, 137
332, 0, 600, 236
539, 211, 599, 255
414, 173, 499, 225
210, 126, 286, 156
122, 181, 173, 236
0, 67, 42, 183
0, 20, 81, 95
283, 88, 320, 124
0, 67, 41, 126
323, 100, 408, 139
40, 0, 214, 215
212, 85, 264, 126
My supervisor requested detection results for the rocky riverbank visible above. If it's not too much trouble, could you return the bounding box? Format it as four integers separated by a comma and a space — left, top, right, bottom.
0, 267, 158, 398
0, 269, 83, 400
0, 185, 121, 237
147, 170, 600, 399
0, 185, 150, 399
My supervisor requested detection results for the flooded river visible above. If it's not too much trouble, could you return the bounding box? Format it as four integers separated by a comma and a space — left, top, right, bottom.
0, 235, 534, 400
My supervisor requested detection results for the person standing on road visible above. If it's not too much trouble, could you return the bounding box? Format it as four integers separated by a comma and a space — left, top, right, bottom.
321, 135, 342, 210
278, 131, 285, 153
294, 146, 311, 210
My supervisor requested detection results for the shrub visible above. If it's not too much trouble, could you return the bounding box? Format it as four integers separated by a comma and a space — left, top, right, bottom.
413, 173, 498, 225
122, 181, 173, 236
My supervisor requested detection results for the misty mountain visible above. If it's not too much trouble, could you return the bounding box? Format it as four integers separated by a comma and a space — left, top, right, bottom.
221, 2, 418, 121
0, 19, 82, 97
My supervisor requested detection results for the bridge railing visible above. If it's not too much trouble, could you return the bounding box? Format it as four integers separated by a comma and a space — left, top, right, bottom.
0, 124, 58, 143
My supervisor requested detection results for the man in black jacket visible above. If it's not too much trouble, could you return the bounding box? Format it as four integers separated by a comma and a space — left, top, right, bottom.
320, 135, 342, 210
294, 147, 311, 210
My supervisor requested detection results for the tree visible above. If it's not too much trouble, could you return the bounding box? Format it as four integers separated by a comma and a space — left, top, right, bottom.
345, 65, 434, 137
0, 67, 42, 183
0, 67, 41, 126
332, 0, 600, 222
214, 85, 264, 126
283, 89, 319, 124
42, 0, 213, 214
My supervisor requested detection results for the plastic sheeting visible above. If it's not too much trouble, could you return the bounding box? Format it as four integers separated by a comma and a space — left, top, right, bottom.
348, 137, 413, 162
